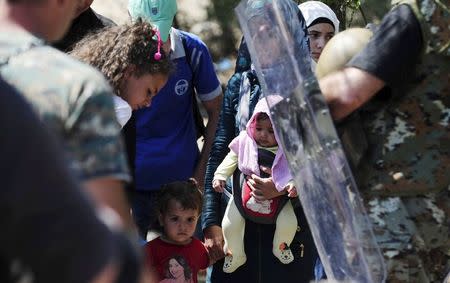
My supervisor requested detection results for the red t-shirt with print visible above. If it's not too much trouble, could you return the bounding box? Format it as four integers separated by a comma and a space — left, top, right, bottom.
145, 237, 209, 283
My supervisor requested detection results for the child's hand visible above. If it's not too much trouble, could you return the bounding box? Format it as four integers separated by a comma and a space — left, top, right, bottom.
212, 179, 225, 193
286, 184, 298, 198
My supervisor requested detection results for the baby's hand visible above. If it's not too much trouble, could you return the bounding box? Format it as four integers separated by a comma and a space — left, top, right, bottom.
212, 179, 225, 193
286, 184, 298, 198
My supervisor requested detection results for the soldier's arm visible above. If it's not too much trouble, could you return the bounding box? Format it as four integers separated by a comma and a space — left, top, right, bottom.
320, 67, 385, 120
66, 85, 134, 230
84, 178, 134, 230
320, 4, 422, 120
0, 78, 119, 283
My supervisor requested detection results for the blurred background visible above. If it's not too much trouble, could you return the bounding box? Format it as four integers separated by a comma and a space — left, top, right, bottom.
92, 0, 391, 87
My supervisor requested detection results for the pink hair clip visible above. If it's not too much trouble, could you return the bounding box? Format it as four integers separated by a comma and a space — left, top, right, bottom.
154, 29, 162, 61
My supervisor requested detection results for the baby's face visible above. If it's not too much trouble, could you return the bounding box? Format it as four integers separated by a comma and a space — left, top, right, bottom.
254, 118, 277, 147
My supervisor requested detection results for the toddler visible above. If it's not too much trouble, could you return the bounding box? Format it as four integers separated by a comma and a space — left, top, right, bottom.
145, 179, 209, 283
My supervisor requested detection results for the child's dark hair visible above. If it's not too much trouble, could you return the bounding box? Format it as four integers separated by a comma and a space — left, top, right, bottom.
256, 112, 270, 122
156, 178, 203, 216
70, 20, 174, 97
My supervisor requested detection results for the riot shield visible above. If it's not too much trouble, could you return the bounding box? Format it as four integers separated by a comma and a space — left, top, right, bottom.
235, 1, 386, 282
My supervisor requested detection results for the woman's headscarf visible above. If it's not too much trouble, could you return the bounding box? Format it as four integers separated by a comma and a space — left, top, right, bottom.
298, 1, 340, 33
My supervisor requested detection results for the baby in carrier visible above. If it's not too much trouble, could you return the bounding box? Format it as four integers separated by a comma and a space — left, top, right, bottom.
213, 97, 298, 273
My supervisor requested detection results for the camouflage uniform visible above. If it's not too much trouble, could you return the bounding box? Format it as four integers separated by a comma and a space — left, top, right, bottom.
0, 30, 130, 182
356, 0, 450, 281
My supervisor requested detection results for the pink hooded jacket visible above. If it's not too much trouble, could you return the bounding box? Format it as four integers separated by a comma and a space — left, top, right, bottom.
229, 97, 292, 192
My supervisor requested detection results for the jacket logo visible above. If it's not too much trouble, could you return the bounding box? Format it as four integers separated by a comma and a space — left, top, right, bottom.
175, 79, 189, 96
151, 7, 158, 15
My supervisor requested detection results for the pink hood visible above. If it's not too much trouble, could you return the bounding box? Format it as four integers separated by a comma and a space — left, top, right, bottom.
229, 96, 292, 192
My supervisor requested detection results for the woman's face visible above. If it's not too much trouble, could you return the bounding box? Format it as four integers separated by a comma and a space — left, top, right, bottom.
168, 258, 184, 279
120, 72, 168, 110
307, 23, 335, 62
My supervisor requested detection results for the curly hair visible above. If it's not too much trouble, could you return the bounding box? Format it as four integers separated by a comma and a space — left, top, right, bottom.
70, 20, 174, 96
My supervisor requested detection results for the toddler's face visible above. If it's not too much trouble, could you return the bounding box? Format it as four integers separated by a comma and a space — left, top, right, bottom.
254, 118, 277, 147
159, 199, 199, 245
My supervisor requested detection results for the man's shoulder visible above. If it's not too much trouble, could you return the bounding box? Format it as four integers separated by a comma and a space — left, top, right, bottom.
31, 47, 108, 85
4, 43, 111, 96
1, 37, 114, 127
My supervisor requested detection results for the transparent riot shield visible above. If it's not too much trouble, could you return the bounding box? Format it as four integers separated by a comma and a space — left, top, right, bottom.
235, 1, 386, 282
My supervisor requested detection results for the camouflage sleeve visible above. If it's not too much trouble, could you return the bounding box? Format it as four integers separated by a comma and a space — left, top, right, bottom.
65, 89, 131, 182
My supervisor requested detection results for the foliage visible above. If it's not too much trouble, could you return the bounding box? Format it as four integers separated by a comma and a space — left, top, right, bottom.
297, 0, 361, 28
206, 0, 242, 58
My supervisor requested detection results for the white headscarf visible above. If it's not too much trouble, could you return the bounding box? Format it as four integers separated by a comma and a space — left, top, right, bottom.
298, 1, 340, 33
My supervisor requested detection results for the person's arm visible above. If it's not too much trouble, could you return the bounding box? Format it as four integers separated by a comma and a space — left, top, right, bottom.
66, 86, 134, 230
213, 150, 238, 193
320, 4, 422, 120
75, 92, 141, 282
84, 178, 135, 231
193, 94, 222, 190
201, 74, 241, 264
0, 79, 118, 283
185, 32, 223, 190
202, 37, 254, 263
214, 150, 238, 181
319, 67, 385, 120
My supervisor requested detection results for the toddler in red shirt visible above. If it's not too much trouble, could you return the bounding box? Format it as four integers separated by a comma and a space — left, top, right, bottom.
145, 179, 209, 283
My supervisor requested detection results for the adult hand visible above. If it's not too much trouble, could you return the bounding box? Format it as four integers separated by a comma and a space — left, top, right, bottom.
247, 166, 286, 201
203, 225, 225, 264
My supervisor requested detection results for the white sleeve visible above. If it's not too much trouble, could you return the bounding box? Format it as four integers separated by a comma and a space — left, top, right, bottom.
113, 95, 132, 128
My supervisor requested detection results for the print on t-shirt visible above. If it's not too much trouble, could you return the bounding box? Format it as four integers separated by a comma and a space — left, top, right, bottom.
159, 254, 194, 283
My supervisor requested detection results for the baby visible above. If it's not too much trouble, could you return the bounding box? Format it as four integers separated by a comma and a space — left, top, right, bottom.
213, 97, 298, 273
